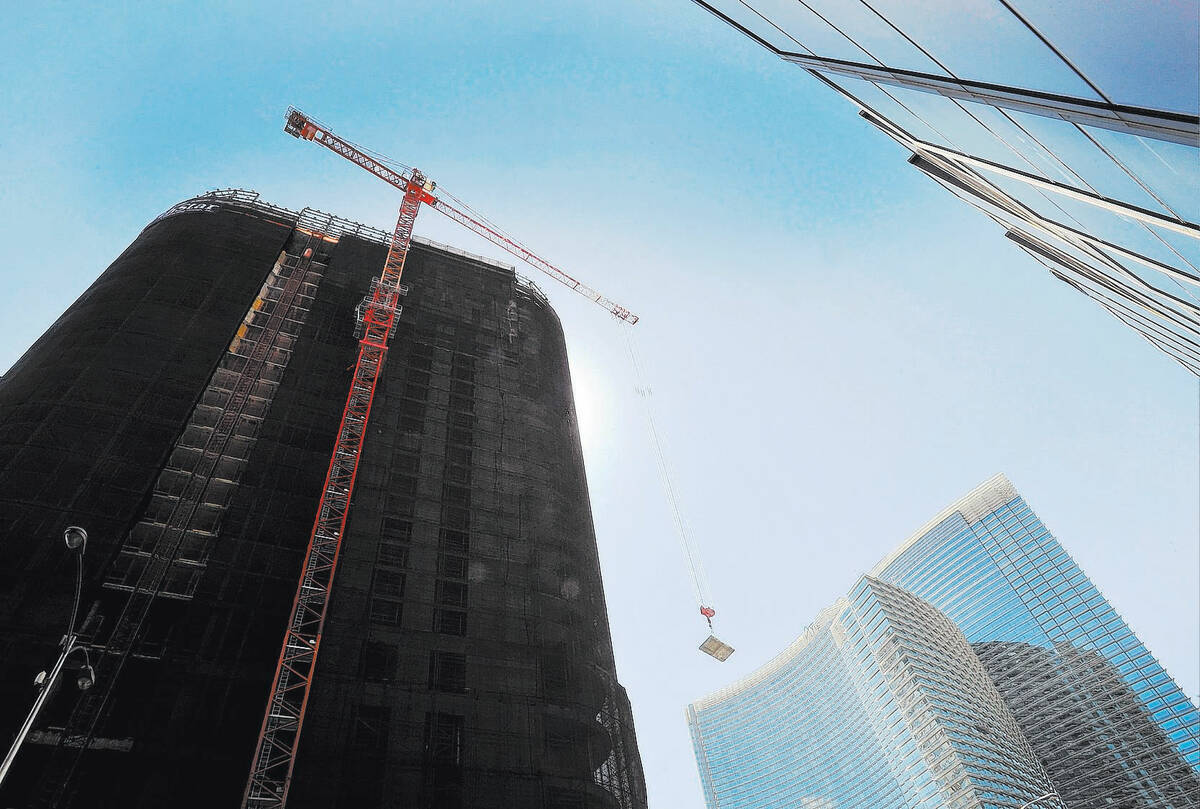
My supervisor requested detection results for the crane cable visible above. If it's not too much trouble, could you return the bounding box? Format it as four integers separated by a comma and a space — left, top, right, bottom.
623, 326, 718, 630
302, 115, 718, 623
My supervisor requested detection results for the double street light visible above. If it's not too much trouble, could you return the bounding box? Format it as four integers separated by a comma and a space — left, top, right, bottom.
0, 526, 95, 789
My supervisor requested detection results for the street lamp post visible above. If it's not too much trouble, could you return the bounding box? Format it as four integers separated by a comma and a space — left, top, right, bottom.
1018, 792, 1061, 809
0, 526, 95, 789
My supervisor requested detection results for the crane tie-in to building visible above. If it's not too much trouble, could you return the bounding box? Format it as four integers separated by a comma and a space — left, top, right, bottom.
241, 108, 638, 809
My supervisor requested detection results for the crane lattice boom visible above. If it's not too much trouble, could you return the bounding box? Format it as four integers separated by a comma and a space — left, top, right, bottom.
243, 107, 636, 809
284, 107, 638, 323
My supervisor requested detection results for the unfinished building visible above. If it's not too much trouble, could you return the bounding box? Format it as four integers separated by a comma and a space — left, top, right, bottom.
0, 190, 646, 809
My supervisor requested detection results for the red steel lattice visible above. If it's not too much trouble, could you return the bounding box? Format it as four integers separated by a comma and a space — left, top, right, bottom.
241, 171, 428, 809
244, 109, 638, 809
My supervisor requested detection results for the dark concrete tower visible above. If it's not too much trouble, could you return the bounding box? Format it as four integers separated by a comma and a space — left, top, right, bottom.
0, 191, 645, 809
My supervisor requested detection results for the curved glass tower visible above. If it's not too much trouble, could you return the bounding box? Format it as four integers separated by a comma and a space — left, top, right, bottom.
689, 475, 1200, 809
687, 576, 1061, 809
688, 600, 906, 807
874, 474, 1200, 808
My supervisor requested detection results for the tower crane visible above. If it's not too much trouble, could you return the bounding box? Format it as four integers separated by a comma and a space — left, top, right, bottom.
242, 108, 638, 809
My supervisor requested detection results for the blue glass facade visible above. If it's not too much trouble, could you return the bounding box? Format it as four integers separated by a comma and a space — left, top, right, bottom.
689, 0, 1200, 375
873, 475, 1200, 807
688, 577, 1061, 809
688, 602, 908, 808
689, 475, 1199, 808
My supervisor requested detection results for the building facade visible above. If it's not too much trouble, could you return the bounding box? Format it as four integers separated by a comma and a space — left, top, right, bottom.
873, 474, 1200, 808
0, 190, 646, 809
689, 475, 1199, 808
689, 0, 1200, 374
687, 576, 1061, 809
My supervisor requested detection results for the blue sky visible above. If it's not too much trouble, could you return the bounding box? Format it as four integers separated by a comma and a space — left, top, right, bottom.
1, 2, 1196, 806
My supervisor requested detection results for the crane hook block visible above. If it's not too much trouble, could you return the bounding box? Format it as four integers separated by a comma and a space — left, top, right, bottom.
700, 606, 716, 619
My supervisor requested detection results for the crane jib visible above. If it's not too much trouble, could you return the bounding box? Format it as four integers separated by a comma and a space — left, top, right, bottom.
282, 107, 637, 323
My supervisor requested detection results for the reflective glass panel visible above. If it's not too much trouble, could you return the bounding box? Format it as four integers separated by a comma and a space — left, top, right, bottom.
1085, 125, 1200, 225
1005, 0, 1200, 114
855, 0, 1106, 98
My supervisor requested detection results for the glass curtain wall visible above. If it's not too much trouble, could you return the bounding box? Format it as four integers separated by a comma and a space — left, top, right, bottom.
688, 0, 1200, 374
873, 474, 1200, 807
688, 576, 1061, 809
690, 474, 1199, 808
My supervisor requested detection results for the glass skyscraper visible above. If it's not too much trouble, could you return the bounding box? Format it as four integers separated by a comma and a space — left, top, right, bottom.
874, 474, 1199, 807
688, 575, 1061, 808
689, 475, 1199, 808
687, 0, 1200, 375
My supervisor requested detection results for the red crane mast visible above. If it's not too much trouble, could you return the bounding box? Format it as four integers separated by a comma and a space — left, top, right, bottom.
241, 108, 637, 809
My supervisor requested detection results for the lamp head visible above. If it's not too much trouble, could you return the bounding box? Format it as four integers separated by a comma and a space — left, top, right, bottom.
76, 664, 95, 691
63, 526, 88, 552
